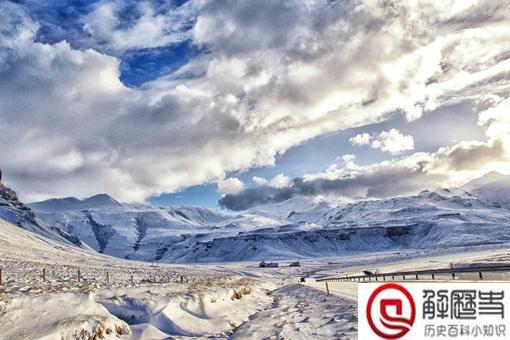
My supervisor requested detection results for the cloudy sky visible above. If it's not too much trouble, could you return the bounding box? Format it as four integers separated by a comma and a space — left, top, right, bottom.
0, 0, 509, 209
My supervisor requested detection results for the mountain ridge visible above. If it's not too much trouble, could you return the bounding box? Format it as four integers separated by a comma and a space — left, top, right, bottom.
26, 180, 510, 262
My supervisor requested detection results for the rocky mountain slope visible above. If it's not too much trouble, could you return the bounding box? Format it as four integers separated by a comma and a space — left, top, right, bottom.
0, 182, 82, 246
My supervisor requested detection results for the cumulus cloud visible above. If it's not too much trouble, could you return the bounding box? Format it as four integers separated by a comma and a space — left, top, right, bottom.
252, 176, 268, 186
269, 174, 292, 189
349, 133, 372, 146
252, 174, 292, 189
371, 129, 415, 154
0, 0, 509, 202
217, 177, 244, 195
351, 129, 414, 154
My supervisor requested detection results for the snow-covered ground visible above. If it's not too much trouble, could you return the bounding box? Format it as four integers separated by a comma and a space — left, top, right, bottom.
231, 284, 357, 340
3, 211, 510, 339
0, 218, 274, 339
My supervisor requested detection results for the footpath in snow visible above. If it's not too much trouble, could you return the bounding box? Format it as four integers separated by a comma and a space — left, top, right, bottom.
231, 284, 357, 340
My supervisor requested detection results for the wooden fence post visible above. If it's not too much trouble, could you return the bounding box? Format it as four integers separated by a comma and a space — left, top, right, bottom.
180, 275, 184, 284
106, 271, 109, 284
43, 268, 46, 282
131, 274, 134, 285
77, 268, 81, 282
325, 282, 330, 295
479, 272, 483, 280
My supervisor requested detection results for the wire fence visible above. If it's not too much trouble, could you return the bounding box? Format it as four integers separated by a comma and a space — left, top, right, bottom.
0, 262, 228, 291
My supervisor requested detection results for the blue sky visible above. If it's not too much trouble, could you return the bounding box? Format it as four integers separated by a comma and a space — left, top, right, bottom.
0, 0, 508, 208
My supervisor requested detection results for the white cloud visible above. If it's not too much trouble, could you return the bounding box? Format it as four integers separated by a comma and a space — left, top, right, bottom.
0, 0, 509, 203
350, 129, 414, 154
252, 176, 268, 186
82, 0, 202, 51
371, 129, 415, 155
349, 133, 372, 146
252, 174, 292, 188
269, 174, 292, 189
217, 177, 244, 195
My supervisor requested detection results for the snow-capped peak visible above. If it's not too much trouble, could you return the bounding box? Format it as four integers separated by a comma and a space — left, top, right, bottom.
463, 172, 510, 208
464, 171, 508, 188
29, 193, 121, 211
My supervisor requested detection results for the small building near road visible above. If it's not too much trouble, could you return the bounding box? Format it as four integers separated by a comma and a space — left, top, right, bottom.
259, 261, 279, 268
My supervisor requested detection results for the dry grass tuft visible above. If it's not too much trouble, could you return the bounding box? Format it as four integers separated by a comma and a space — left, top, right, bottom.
231, 290, 243, 300
115, 325, 126, 335
0, 295, 10, 314
77, 328, 91, 340
94, 322, 105, 339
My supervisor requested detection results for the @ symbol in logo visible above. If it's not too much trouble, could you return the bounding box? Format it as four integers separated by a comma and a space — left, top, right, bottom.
366, 283, 416, 339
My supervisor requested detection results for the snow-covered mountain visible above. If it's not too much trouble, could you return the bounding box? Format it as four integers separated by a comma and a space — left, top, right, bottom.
27, 184, 510, 263
463, 172, 510, 208
29, 195, 286, 262
0, 182, 83, 246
